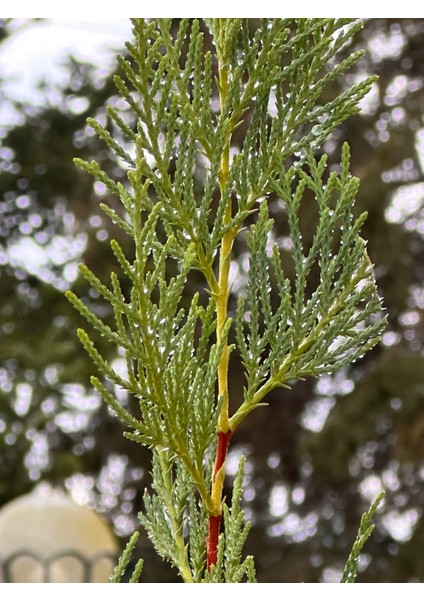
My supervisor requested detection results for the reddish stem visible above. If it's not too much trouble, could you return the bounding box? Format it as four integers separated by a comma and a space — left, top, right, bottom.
207, 515, 221, 570
214, 430, 232, 475
206, 430, 232, 570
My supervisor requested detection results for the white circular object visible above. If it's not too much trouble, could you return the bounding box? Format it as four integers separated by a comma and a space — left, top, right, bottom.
0, 489, 119, 582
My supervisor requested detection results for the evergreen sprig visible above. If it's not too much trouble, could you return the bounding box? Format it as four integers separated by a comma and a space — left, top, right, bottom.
68, 18, 387, 583
341, 492, 386, 583
110, 531, 144, 583
231, 144, 385, 429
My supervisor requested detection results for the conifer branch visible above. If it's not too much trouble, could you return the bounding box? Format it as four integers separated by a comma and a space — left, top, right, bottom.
341, 492, 386, 583
68, 18, 386, 583
110, 532, 143, 583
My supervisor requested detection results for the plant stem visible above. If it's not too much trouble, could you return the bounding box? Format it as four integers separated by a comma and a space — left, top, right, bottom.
206, 515, 222, 571
207, 20, 235, 569
207, 430, 232, 569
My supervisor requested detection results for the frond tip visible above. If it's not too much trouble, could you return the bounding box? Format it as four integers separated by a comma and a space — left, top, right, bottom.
110, 531, 144, 583
341, 491, 386, 583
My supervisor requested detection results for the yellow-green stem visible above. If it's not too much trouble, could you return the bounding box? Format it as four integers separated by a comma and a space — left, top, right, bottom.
215, 37, 232, 444
215, 25, 232, 437
207, 22, 236, 570
216, 203, 233, 434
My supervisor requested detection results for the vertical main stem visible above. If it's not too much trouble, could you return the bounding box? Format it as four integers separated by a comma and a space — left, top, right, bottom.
206, 20, 235, 571
216, 197, 232, 434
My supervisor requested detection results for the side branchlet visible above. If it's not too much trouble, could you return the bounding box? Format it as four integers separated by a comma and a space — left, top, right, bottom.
341, 492, 386, 583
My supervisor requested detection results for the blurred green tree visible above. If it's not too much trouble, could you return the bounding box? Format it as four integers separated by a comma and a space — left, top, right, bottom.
1, 18, 424, 582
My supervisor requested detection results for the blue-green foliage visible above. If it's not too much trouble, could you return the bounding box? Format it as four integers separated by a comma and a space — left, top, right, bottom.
67, 19, 386, 582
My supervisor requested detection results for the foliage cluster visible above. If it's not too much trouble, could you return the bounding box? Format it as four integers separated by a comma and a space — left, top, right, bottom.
66, 19, 386, 582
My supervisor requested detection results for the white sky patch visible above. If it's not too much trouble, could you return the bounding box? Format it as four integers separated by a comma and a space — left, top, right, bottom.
269, 483, 289, 517
382, 508, 421, 543
382, 467, 401, 492
359, 78, 380, 116
111, 356, 129, 403
55, 384, 101, 435
65, 472, 95, 506
367, 25, 406, 63
13, 382, 33, 416
385, 182, 424, 224
24, 430, 49, 480
97, 454, 128, 511
0, 18, 132, 128
55, 409, 91, 434
301, 372, 355, 432
6, 237, 48, 271
301, 396, 336, 432
267, 511, 318, 542
382, 330, 401, 347
399, 310, 420, 327
359, 474, 385, 503
415, 128, 424, 173
6, 232, 87, 289
292, 486, 305, 505
61, 383, 101, 411
225, 445, 252, 477
321, 566, 343, 583
355, 473, 419, 543
229, 258, 247, 294
0, 19, 132, 127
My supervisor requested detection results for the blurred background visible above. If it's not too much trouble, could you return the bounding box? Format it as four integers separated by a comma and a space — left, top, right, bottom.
0, 18, 424, 583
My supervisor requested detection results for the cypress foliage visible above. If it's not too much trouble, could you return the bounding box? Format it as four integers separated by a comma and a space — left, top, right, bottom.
67, 18, 387, 582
